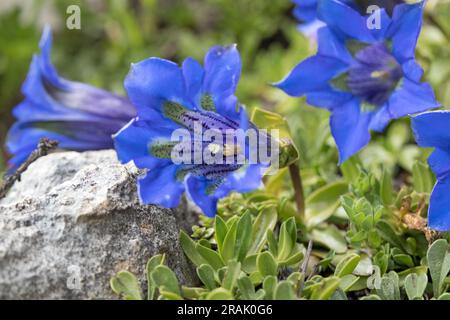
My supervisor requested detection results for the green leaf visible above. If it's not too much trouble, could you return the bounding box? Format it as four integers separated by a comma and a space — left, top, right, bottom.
334, 254, 361, 278
146, 254, 165, 300
438, 293, 450, 300
266, 229, 278, 256
242, 254, 258, 274
257, 251, 278, 277
248, 207, 278, 255
151, 265, 180, 296
427, 239, 450, 297
360, 294, 381, 300
277, 217, 297, 261
376, 220, 407, 253
310, 277, 340, 300
340, 156, 361, 183
222, 260, 241, 291
235, 213, 253, 262
412, 160, 435, 193
279, 250, 304, 267
196, 243, 225, 271
305, 181, 348, 227
110, 271, 142, 300
237, 276, 256, 300
159, 289, 183, 300
221, 218, 238, 263
181, 286, 207, 300
377, 271, 400, 300
404, 273, 428, 300
250, 107, 299, 168
206, 288, 233, 300
393, 254, 414, 268
274, 281, 297, 300
179, 230, 206, 267
380, 169, 394, 205
197, 264, 218, 291
215, 216, 228, 253
311, 225, 347, 254
263, 276, 278, 300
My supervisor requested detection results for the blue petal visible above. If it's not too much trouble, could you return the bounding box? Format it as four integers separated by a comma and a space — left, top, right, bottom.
411, 111, 450, 152
203, 45, 241, 100
317, 0, 375, 43
428, 148, 450, 179
402, 59, 424, 82
113, 118, 173, 166
306, 87, 353, 110
387, 2, 425, 63
124, 57, 191, 121
428, 174, 450, 231
317, 27, 352, 63
293, 0, 318, 22
138, 165, 185, 208
23, 28, 135, 121
387, 78, 439, 118
185, 176, 220, 217
274, 55, 348, 97
224, 164, 265, 193
330, 98, 372, 163
369, 8, 391, 40
182, 57, 204, 103
369, 103, 392, 132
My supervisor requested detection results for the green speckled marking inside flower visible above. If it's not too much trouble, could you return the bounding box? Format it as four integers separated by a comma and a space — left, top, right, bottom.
149, 141, 178, 158
163, 101, 189, 124
201, 94, 216, 112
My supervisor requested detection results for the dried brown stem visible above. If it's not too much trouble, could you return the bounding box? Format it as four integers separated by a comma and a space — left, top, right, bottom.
0, 138, 58, 200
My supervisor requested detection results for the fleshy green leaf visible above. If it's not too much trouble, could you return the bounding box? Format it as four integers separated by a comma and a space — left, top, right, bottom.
334, 254, 361, 278
180, 230, 207, 267
274, 281, 297, 300
151, 265, 180, 296
110, 271, 142, 300
305, 181, 348, 227
404, 273, 428, 300
197, 264, 218, 291
248, 207, 278, 255
257, 251, 278, 277
146, 254, 165, 300
196, 243, 225, 271
427, 239, 450, 297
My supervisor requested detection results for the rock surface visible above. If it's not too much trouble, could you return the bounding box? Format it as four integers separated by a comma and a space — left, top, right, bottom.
0, 150, 197, 299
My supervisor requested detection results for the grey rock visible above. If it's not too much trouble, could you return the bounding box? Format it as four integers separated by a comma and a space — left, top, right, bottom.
0, 150, 197, 299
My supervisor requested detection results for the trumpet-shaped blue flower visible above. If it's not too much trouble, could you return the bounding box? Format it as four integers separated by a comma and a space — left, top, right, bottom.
278, 0, 438, 163
412, 111, 450, 231
113, 45, 268, 217
6, 27, 136, 168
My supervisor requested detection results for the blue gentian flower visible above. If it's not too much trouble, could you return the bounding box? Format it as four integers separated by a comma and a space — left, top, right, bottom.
113, 45, 267, 217
412, 111, 450, 231
6, 27, 136, 168
278, 0, 438, 163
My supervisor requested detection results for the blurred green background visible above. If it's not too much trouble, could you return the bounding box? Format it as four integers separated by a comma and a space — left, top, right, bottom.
0, 0, 449, 180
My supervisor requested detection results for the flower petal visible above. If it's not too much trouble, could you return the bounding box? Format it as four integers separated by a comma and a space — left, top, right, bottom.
387, 78, 439, 118
113, 118, 173, 165
369, 103, 392, 132
317, 0, 374, 43
124, 57, 191, 121
203, 45, 241, 100
428, 174, 450, 231
387, 2, 425, 63
411, 111, 450, 152
138, 165, 185, 208
330, 98, 372, 163
428, 148, 450, 179
182, 57, 204, 103
274, 55, 348, 97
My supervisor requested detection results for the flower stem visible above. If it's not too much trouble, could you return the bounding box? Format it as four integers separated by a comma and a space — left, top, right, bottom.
288, 161, 305, 219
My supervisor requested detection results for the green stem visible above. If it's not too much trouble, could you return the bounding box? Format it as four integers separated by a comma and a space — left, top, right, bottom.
288, 161, 305, 219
